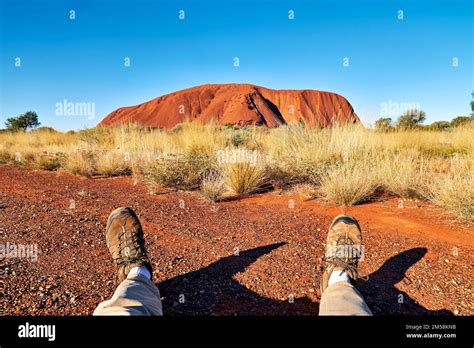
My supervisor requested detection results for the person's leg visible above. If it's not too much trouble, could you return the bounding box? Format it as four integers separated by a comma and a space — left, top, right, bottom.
319, 275, 372, 315
94, 269, 162, 315
93, 207, 163, 316
318, 215, 373, 316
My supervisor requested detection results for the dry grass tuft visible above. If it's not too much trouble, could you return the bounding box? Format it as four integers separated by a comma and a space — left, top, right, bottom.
224, 162, 267, 195
95, 150, 132, 176
200, 170, 226, 201
431, 163, 474, 222
62, 149, 96, 177
319, 160, 378, 206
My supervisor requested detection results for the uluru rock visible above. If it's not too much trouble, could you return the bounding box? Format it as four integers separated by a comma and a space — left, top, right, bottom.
99, 83, 360, 128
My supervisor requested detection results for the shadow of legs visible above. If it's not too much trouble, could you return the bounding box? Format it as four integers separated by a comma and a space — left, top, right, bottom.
356, 247, 452, 315
158, 242, 317, 315
158, 246, 452, 315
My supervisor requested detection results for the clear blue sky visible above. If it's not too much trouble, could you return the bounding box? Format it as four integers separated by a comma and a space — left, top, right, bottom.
1, 0, 472, 131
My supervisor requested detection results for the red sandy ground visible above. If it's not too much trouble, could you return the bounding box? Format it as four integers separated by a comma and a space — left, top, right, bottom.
0, 164, 472, 316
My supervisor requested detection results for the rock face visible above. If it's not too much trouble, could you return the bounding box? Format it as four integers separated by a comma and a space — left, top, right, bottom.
99, 83, 360, 128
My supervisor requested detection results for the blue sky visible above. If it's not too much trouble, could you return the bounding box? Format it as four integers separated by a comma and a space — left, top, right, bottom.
1, 0, 472, 131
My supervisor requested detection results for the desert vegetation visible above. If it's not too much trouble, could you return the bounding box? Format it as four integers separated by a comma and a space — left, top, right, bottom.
0, 121, 473, 222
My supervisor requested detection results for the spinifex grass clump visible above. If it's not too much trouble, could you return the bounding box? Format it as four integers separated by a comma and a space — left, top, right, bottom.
431, 161, 474, 222
319, 159, 378, 205
144, 151, 215, 190
200, 170, 226, 202
224, 161, 268, 195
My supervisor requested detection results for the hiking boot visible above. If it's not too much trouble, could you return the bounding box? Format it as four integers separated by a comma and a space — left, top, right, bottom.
105, 207, 152, 283
320, 215, 364, 293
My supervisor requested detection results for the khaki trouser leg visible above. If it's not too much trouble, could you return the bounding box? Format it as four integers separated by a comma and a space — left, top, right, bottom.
319, 281, 373, 316
93, 274, 163, 316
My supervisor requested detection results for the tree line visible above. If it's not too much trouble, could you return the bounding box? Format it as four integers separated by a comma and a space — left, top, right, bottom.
375, 109, 473, 131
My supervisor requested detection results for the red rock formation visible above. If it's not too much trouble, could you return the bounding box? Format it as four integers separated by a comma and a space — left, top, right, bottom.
99, 83, 359, 128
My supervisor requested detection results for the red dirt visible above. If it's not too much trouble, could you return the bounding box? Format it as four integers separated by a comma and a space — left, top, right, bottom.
99, 83, 360, 129
0, 164, 472, 316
